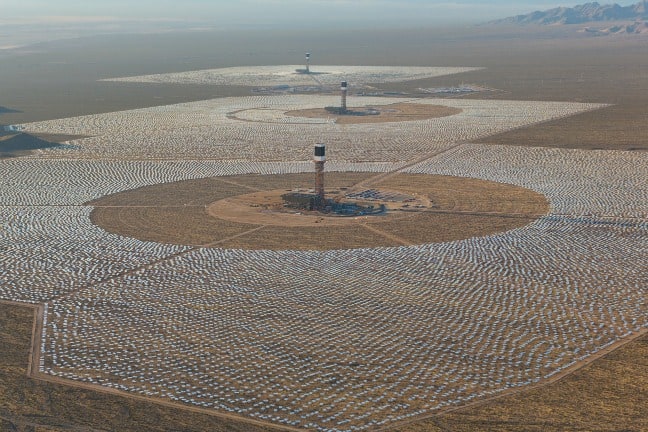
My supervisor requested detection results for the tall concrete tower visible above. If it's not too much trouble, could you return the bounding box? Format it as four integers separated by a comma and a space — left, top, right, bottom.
305, 52, 311, 74
340, 81, 348, 114
314, 143, 326, 208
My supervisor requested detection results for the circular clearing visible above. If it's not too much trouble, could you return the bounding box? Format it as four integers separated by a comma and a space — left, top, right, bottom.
88, 172, 549, 251
285, 102, 462, 124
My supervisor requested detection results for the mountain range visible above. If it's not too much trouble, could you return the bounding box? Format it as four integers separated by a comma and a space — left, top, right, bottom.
492, 1, 648, 25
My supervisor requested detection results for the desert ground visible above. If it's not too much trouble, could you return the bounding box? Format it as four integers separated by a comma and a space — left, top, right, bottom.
88, 173, 548, 249
0, 23, 646, 431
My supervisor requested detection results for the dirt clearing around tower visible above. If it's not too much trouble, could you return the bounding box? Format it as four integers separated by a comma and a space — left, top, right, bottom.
89, 173, 549, 250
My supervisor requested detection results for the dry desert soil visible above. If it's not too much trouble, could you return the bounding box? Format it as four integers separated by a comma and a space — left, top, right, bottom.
284, 103, 462, 125
88, 173, 549, 250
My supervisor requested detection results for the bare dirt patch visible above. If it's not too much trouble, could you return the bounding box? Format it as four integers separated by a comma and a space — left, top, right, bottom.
207, 188, 430, 227
89, 172, 548, 250
375, 39, 648, 151
285, 103, 461, 124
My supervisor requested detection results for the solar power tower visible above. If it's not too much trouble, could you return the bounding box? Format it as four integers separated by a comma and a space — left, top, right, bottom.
314, 144, 326, 209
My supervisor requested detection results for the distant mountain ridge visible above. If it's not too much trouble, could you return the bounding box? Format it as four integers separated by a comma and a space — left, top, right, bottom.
492, 1, 648, 25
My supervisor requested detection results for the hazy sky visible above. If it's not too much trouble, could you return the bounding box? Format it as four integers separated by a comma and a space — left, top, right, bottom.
3, 0, 636, 29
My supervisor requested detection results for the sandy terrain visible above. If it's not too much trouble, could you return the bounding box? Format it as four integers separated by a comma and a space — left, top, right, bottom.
89, 173, 548, 249
285, 103, 462, 125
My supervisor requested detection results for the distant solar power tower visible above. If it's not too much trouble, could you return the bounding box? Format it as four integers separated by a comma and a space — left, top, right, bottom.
340, 81, 348, 114
305, 52, 311, 73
